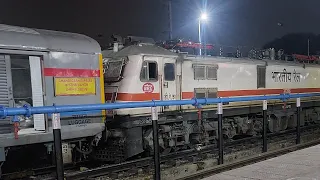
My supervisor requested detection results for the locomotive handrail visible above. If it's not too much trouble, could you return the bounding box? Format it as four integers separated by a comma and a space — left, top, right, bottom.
1, 92, 320, 119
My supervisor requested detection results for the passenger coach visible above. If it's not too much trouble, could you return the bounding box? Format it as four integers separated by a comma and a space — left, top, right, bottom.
0, 24, 105, 172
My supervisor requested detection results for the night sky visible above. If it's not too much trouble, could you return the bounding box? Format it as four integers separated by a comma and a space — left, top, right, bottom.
1, 0, 319, 50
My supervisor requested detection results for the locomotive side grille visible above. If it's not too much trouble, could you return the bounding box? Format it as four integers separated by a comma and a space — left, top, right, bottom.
257, 65, 266, 88
193, 64, 218, 80
194, 88, 206, 98
206, 66, 218, 80
207, 88, 218, 98
193, 65, 206, 80
194, 88, 218, 99
196, 92, 206, 98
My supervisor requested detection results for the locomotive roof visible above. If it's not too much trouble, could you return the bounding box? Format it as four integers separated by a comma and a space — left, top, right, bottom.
107, 44, 178, 58
104, 42, 319, 68
0, 24, 101, 54
184, 56, 266, 65
183, 55, 320, 67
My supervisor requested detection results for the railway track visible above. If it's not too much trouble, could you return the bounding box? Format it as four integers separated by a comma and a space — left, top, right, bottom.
3, 124, 320, 180
65, 126, 320, 180
178, 138, 320, 180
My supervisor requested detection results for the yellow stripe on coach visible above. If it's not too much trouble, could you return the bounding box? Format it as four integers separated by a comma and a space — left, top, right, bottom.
99, 53, 106, 122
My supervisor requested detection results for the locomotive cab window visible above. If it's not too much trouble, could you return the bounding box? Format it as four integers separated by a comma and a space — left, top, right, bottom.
140, 61, 158, 81
104, 57, 127, 83
164, 63, 175, 81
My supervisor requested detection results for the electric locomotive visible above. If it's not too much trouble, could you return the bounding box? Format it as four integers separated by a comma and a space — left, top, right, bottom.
101, 36, 320, 161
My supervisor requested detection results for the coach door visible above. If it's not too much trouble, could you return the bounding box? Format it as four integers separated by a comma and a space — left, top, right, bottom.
161, 57, 177, 111
28, 56, 45, 131
10, 55, 45, 131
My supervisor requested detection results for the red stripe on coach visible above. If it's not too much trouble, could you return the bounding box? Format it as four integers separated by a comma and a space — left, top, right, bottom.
44, 68, 100, 77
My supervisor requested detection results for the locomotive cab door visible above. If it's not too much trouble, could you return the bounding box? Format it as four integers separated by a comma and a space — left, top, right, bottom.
161, 57, 177, 112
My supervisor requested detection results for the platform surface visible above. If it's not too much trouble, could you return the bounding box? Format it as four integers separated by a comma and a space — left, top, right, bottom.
202, 144, 320, 180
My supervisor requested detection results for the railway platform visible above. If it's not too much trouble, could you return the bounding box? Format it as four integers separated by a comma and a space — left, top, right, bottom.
202, 144, 320, 180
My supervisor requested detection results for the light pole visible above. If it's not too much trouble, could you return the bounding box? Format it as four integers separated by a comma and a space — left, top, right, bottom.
167, 0, 173, 40
199, 12, 208, 56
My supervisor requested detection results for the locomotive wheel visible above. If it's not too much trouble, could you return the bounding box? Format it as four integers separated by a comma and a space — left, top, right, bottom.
268, 114, 280, 133
287, 115, 296, 128
268, 114, 289, 132
310, 112, 319, 124
162, 148, 172, 154
280, 116, 288, 131
268, 115, 289, 132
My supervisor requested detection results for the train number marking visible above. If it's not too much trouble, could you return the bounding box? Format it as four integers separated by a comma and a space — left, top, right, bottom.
142, 83, 154, 93
68, 114, 92, 127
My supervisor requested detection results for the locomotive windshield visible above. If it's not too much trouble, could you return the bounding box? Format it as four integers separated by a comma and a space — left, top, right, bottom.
104, 57, 127, 83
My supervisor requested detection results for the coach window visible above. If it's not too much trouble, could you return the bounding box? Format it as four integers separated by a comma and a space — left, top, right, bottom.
140, 61, 158, 81
164, 63, 175, 81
